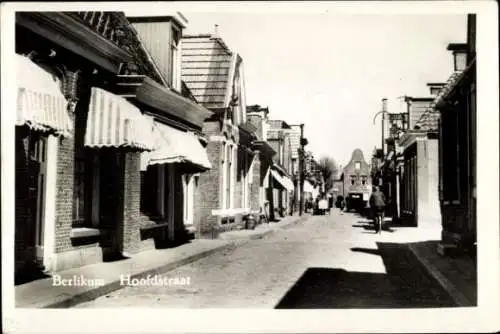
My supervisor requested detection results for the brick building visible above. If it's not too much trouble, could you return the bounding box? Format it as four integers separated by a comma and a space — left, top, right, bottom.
266, 120, 295, 220
126, 14, 213, 245
246, 105, 277, 219
288, 126, 302, 212
14, 12, 212, 283
181, 32, 255, 238
342, 149, 372, 211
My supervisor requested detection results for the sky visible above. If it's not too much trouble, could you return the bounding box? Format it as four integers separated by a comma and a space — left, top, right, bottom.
181, 12, 467, 168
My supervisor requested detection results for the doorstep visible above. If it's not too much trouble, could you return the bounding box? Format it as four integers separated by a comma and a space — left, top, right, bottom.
408, 240, 477, 307
15, 239, 234, 308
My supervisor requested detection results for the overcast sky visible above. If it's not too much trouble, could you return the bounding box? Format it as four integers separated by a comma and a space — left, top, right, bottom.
182, 12, 467, 167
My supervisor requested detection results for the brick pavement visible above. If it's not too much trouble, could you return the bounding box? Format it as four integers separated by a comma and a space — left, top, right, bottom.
15, 213, 306, 308
75, 209, 457, 308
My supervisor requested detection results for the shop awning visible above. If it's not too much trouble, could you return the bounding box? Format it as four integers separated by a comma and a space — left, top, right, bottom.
303, 180, 314, 193
16, 54, 73, 137
140, 121, 212, 172
85, 87, 155, 151
270, 169, 294, 191
281, 175, 295, 191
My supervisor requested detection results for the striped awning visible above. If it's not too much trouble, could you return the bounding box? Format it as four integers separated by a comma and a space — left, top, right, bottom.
281, 174, 295, 191
270, 169, 294, 191
16, 54, 72, 137
303, 180, 314, 193
85, 87, 155, 151
140, 121, 212, 172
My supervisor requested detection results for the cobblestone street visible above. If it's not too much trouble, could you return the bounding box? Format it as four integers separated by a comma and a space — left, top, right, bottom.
75, 210, 455, 308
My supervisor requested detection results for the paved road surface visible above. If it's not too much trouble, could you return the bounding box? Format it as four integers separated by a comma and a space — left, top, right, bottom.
75, 210, 455, 308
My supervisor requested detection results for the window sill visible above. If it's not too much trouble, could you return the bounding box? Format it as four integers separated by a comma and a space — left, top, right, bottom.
70, 227, 101, 239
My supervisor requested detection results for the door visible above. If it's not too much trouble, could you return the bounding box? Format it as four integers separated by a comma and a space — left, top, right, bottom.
28, 134, 47, 265
99, 151, 124, 250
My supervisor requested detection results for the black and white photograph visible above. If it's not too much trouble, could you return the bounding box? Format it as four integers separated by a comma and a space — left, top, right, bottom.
1, 1, 498, 333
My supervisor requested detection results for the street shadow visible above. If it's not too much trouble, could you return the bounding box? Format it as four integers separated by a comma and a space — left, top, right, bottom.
15, 268, 51, 286
275, 242, 457, 309
352, 221, 395, 233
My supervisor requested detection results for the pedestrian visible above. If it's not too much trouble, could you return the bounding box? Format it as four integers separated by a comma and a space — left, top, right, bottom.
369, 186, 386, 231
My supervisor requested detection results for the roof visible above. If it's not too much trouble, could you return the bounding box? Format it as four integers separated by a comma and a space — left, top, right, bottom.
414, 70, 465, 131
180, 34, 236, 109
268, 119, 291, 130
266, 130, 281, 140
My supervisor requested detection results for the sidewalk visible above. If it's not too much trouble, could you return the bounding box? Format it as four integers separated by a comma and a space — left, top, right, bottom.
408, 240, 477, 307
15, 214, 307, 308
377, 217, 477, 307
218, 213, 310, 241
354, 215, 477, 307
16, 239, 234, 308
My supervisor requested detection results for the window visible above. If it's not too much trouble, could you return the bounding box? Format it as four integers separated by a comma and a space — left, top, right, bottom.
226, 144, 233, 209
355, 162, 361, 170
140, 164, 169, 219
169, 27, 181, 90
183, 174, 195, 225
350, 176, 356, 186
72, 104, 94, 228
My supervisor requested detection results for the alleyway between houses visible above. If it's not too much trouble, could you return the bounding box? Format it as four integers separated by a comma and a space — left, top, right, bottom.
75, 210, 455, 308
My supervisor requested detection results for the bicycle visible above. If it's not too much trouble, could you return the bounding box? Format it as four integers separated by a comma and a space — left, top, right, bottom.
373, 209, 384, 234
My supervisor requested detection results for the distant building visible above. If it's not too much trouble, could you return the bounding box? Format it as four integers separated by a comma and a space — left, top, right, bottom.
342, 149, 372, 211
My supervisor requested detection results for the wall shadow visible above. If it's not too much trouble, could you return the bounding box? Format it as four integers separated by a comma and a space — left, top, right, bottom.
275, 242, 457, 309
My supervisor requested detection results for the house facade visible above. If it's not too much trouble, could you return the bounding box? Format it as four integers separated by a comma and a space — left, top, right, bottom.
14, 12, 212, 283
246, 105, 277, 218
436, 14, 476, 257
266, 120, 295, 219
181, 33, 253, 238
126, 14, 214, 244
342, 149, 372, 210
398, 95, 441, 231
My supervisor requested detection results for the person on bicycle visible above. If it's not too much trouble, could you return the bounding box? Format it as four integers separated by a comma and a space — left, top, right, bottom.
369, 186, 386, 232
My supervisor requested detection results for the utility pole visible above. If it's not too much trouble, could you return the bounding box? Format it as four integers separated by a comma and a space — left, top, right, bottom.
299, 123, 305, 216
381, 98, 387, 156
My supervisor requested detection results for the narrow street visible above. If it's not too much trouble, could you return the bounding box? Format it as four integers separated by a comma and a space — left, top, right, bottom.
75, 210, 455, 308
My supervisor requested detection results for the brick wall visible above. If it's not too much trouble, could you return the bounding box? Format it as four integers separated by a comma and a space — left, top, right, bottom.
250, 153, 261, 211
55, 112, 75, 254
268, 140, 280, 164
119, 152, 143, 254
195, 123, 222, 238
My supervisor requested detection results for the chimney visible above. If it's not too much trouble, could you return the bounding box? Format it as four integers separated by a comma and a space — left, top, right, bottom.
426, 82, 446, 96
214, 24, 219, 38
382, 98, 388, 113
447, 43, 468, 71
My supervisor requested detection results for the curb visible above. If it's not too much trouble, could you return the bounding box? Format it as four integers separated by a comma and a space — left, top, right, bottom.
222, 215, 310, 241
249, 215, 308, 240
42, 241, 238, 308
408, 244, 472, 307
